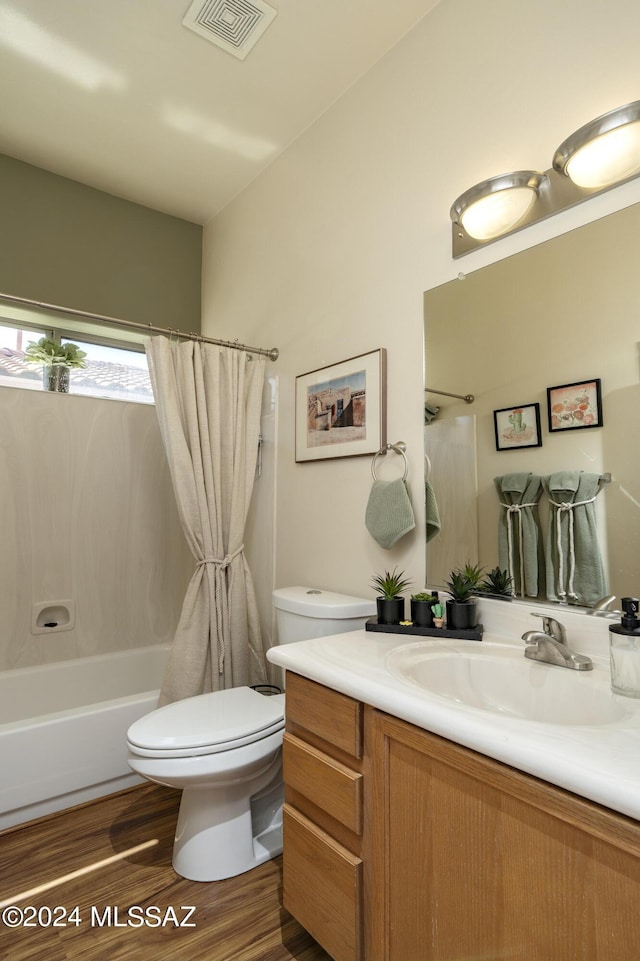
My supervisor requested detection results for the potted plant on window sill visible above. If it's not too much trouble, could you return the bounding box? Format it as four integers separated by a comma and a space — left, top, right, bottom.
24, 337, 87, 392
410, 591, 439, 628
371, 567, 412, 625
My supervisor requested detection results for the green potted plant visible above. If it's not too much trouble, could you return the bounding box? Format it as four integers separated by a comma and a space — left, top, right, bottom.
431, 602, 445, 628
371, 567, 412, 625
460, 562, 485, 593
24, 337, 87, 392
481, 566, 514, 600
445, 566, 481, 630
410, 590, 439, 628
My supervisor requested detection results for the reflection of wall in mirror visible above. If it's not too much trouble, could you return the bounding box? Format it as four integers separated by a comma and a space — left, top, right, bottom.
424, 202, 640, 604
424, 416, 478, 587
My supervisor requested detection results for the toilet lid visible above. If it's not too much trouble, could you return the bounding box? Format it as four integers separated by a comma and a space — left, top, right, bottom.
127, 687, 285, 757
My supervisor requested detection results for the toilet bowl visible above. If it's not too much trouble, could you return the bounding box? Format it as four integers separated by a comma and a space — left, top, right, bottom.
127, 587, 375, 882
127, 686, 285, 881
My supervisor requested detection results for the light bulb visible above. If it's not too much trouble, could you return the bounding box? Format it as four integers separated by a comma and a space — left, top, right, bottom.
564, 121, 640, 189
459, 186, 538, 240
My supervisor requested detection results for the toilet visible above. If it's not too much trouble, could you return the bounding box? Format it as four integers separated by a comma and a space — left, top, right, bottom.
126, 586, 374, 882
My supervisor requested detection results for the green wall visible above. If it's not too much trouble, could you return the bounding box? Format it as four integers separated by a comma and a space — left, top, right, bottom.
0, 155, 202, 333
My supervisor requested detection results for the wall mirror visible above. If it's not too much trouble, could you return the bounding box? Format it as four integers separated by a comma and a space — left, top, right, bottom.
424, 201, 640, 609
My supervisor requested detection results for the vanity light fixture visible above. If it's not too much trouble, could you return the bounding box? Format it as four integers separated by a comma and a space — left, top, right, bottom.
450, 171, 546, 242
553, 100, 640, 189
451, 100, 640, 258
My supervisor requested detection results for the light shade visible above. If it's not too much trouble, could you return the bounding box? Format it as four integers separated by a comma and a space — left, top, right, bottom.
450, 171, 545, 241
553, 100, 640, 189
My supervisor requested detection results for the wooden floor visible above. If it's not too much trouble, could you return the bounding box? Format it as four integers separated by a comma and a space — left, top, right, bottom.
0, 784, 331, 961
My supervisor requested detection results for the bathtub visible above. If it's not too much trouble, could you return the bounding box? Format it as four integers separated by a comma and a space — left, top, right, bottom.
0, 644, 168, 831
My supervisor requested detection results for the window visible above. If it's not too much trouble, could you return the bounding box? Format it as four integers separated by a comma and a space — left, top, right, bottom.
0, 323, 48, 391
0, 317, 154, 404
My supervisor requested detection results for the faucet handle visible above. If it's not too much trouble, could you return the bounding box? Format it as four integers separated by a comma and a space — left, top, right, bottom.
530, 613, 567, 643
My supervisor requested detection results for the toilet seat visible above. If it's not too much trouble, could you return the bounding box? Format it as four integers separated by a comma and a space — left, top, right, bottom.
127, 687, 285, 758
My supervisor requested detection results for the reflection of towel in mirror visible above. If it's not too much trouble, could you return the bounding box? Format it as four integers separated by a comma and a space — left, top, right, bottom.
542, 471, 606, 606
495, 473, 544, 598
365, 478, 415, 549
425, 480, 441, 543
424, 403, 440, 424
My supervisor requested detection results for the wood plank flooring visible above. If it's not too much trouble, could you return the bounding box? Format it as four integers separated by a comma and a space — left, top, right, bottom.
0, 784, 331, 961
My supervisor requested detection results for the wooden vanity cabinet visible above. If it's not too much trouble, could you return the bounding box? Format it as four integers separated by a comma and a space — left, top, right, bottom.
282, 672, 640, 961
368, 710, 640, 961
282, 672, 365, 961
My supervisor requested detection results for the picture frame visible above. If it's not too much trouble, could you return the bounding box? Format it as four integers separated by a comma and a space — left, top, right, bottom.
547, 378, 603, 432
295, 348, 387, 462
493, 403, 542, 451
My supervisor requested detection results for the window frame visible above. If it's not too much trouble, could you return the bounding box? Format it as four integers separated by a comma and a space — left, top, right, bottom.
0, 314, 153, 404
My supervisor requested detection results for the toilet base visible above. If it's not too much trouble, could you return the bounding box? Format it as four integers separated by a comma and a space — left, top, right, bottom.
173, 763, 284, 882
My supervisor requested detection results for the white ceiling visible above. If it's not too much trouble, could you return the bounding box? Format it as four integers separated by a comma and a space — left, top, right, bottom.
0, 0, 440, 225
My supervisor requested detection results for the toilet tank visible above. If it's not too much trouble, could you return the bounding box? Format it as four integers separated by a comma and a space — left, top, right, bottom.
273, 586, 376, 645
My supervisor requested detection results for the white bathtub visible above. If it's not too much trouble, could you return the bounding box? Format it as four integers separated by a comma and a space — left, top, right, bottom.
0, 645, 168, 831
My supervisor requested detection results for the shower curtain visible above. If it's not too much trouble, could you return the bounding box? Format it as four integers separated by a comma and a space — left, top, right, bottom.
146, 336, 267, 704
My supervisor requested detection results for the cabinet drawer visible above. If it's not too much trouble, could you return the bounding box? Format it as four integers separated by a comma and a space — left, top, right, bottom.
285, 672, 363, 758
283, 732, 362, 834
283, 804, 362, 961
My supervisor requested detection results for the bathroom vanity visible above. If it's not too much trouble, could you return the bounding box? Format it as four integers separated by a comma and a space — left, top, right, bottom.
283, 673, 364, 961
270, 619, 640, 961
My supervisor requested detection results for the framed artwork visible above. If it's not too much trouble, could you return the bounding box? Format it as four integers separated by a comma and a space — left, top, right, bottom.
295, 348, 387, 462
493, 403, 542, 451
547, 378, 603, 432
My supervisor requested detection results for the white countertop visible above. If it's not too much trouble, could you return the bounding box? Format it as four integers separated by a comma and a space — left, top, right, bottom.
267, 626, 640, 822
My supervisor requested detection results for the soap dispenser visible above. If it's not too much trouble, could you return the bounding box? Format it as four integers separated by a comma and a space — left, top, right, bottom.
609, 597, 640, 697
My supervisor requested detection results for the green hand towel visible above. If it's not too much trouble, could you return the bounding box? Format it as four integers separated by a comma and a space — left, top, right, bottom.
365, 478, 415, 549
425, 479, 441, 543
494, 473, 544, 598
543, 471, 605, 605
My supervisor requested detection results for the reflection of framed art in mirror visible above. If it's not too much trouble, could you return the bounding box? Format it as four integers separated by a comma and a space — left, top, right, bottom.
547, 378, 603, 432
493, 403, 542, 451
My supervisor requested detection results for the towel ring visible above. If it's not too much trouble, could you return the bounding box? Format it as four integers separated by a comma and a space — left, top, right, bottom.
371, 442, 408, 481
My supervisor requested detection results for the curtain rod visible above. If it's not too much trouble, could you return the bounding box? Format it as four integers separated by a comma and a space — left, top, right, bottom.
0, 291, 279, 361
425, 386, 474, 403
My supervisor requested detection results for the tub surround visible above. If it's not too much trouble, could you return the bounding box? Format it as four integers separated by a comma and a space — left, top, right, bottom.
267, 597, 640, 822
0, 386, 191, 672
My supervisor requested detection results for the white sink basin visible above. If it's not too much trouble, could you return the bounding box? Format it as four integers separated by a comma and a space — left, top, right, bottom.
385, 641, 626, 726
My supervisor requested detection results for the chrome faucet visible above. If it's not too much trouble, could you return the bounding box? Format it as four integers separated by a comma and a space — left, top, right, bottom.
521, 614, 593, 671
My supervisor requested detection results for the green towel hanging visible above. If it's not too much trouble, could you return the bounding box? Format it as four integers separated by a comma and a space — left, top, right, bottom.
495, 473, 544, 598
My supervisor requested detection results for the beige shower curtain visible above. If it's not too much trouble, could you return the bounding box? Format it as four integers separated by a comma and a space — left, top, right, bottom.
146, 336, 267, 704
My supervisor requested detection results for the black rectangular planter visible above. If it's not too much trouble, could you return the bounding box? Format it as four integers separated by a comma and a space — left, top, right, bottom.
365, 618, 483, 641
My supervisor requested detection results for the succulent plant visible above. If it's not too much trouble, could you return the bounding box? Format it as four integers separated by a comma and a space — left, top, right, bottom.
446, 571, 472, 602
410, 591, 438, 603
371, 567, 412, 599
481, 566, 514, 597
460, 562, 485, 590
444, 562, 486, 603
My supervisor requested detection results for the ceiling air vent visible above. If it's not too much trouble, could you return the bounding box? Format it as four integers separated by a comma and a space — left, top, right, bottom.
182, 0, 277, 60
